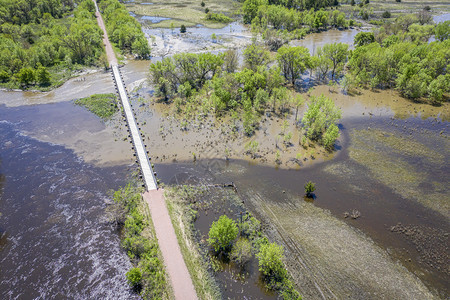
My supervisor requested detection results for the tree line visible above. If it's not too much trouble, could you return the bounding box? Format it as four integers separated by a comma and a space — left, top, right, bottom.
97, 0, 150, 59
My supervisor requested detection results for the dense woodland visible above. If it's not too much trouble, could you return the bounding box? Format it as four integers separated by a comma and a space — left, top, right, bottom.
0, 0, 149, 89
0, 0, 103, 88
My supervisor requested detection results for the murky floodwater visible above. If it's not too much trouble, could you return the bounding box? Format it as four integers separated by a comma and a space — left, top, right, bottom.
156, 114, 449, 298
0, 18, 448, 299
0, 115, 139, 298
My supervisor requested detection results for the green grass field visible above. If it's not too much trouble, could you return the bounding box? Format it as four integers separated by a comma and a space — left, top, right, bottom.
126, 0, 240, 29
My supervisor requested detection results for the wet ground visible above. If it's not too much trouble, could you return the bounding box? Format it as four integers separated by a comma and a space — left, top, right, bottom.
0, 20, 448, 299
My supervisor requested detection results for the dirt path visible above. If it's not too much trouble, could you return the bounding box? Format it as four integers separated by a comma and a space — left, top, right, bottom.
93, 1, 117, 67
144, 190, 198, 300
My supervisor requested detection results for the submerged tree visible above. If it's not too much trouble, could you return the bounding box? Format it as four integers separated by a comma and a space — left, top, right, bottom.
304, 181, 316, 197
207, 215, 239, 252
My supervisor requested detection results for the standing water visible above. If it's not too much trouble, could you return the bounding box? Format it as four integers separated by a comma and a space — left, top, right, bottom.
0, 103, 138, 298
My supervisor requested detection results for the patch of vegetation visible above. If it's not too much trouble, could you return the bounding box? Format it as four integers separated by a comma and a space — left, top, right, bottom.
74, 93, 118, 121
106, 184, 170, 299
205, 12, 233, 23
98, 0, 150, 58
0, 0, 104, 90
206, 212, 302, 298
347, 15, 449, 105
304, 181, 316, 197
302, 94, 341, 150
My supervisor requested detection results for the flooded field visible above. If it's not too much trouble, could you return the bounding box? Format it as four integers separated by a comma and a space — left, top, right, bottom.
0, 14, 448, 300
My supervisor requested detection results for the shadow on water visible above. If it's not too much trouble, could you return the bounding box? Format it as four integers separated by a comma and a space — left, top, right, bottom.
0, 117, 137, 298
155, 115, 449, 298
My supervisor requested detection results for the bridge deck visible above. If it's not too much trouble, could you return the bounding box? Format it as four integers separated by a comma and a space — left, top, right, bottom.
111, 65, 157, 191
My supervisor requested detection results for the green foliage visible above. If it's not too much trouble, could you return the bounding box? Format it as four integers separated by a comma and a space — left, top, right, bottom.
304, 181, 316, 197
74, 93, 118, 120
207, 215, 239, 252
17, 67, 35, 85
354, 32, 375, 47
230, 238, 253, 267
111, 184, 168, 298
126, 267, 143, 290
0, 0, 104, 90
180, 24, 187, 33
323, 123, 339, 150
435, 21, 450, 42
206, 12, 233, 23
302, 94, 341, 144
318, 42, 348, 79
257, 242, 287, 288
276, 45, 310, 85
243, 43, 270, 71
98, 0, 150, 58
149, 52, 224, 99
36, 64, 51, 86
242, 0, 268, 24
382, 11, 391, 19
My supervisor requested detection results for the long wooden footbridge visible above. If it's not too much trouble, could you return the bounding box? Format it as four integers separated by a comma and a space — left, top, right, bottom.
93, 1, 197, 299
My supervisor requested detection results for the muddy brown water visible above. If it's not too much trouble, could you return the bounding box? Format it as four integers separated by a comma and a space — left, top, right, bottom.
0, 25, 448, 299
156, 115, 449, 298
0, 117, 138, 298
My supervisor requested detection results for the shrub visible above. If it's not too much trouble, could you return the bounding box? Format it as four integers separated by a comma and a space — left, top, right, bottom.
257, 242, 287, 288
207, 215, 239, 252
180, 24, 187, 33
126, 267, 142, 290
382, 11, 391, 18
304, 181, 316, 197
230, 238, 253, 267
206, 12, 233, 23
201, 1, 205, 7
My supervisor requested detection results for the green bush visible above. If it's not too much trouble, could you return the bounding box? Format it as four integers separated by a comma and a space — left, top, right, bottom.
230, 238, 253, 267
206, 12, 233, 23
257, 242, 287, 288
207, 215, 239, 252
126, 267, 142, 290
304, 181, 316, 197
180, 24, 187, 33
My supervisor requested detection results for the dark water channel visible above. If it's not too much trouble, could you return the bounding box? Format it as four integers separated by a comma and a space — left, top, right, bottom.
0, 104, 138, 299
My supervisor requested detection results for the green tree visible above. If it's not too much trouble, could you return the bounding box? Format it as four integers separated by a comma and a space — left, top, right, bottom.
276, 45, 310, 85
304, 181, 316, 197
180, 24, 187, 33
243, 43, 270, 71
323, 123, 339, 150
320, 43, 348, 79
302, 94, 341, 142
131, 36, 151, 59
257, 242, 287, 284
354, 32, 375, 47
207, 215, 239, 252
36, 64, 51, 86
242, 0, 268, 24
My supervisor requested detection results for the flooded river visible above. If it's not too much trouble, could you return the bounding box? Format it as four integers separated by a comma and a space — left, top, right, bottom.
0, 24, 448, 299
